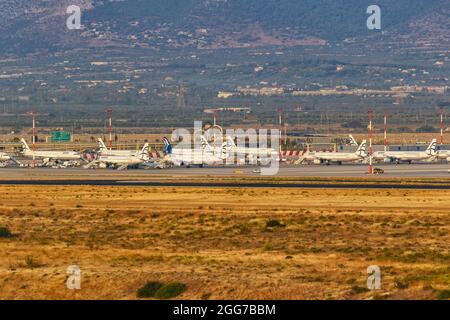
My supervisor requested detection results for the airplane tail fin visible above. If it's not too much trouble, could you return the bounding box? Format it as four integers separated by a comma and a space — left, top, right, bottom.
220, 142, 230, 160
20, 138, 31, 152
222, 136, 236, 158
163, 137, 173, 154
426, 139, 437, 155
349, 135, 358, 146
201, 136, 213, 152
97, 138, 108, 153
227, 136, 236, 149
139, 143, 150, 160
356, 140, 367, 157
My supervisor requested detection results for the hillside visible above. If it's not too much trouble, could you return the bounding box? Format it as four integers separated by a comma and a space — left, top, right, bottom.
0, 0, 448, 54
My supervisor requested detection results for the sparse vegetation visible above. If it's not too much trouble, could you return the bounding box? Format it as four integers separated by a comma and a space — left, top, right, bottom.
24, 256, 44, 269
266, 219, 285, 228
137, 281, 164, 298
0, 184, 448, 299
0, 227, 12, 238
394, 280, 409, 290
351, 286, 369, 294
437, 290, 450, 300
154, 283, 187, 299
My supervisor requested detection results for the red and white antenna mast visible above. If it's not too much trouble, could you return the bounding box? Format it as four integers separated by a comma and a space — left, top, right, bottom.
30, 111, 36, 168
26, 111, 37, 168
107, 108, 113, 151
368, 110, 373, 175
277, 108, 283, 154
440, 107, 444, 145
384, 111, 388, 153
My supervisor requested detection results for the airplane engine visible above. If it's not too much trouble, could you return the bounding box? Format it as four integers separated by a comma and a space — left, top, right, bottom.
313, 159, 322, 165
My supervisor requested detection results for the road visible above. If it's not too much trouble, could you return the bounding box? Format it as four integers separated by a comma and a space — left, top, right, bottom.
0, 163, 449, 179
0, 164, 450, 189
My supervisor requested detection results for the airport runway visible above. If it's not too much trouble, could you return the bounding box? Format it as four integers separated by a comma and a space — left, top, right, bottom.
0, 163, 449, 178
0, 164, 450, 189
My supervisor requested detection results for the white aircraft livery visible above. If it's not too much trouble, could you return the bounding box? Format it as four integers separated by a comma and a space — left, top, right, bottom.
97, 138, 140, 157
225, 136, 278, 164
20, 138, 82, 161
373, 139, 437, 163
86, 143, 150, 170
297, 140, 367, 165
161, 136, 227, 167
349, 135, 358, 147
435, 147, 450, 162
0, 151, 11, 161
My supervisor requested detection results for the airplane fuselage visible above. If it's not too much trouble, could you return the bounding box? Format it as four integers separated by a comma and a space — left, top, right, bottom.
383, 151, 434, 162
436, 150, 450, 159
306, 152, 364, 163
0, 152, 11, 161
98, 150, 138, 157
168, 149, 223, 166
97, 155, 144, 165
23, 150, 81, 161
232, 147, 275, 155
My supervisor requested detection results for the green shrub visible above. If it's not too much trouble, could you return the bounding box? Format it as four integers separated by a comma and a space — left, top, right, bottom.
24, 256, 44, 268
266, 219, 285, 228
437, 290, 450, 300
137, 281, 164, 298
394, 280, 409, 289
0, 227, 12, 238
351, 285, 369, 294
263, 243, 274, 251
154, 283, 187, 299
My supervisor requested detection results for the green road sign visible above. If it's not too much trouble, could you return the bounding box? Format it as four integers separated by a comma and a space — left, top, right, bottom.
51, 131, 71, 142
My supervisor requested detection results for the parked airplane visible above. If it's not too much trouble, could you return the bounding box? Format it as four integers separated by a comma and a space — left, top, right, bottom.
373, 139, 437, 164
225, 136, 278, 164
0, 151, 11, 162
97, 138, 140, 157
296, 140, 367, 165
435, 148, 450, 162
20, 138, 82, 161
160, 137, 227, 167
85, 143, 150, 170
349, 135, 358, 146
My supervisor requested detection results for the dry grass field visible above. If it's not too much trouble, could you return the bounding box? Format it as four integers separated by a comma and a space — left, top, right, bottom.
0, 185, 449, 300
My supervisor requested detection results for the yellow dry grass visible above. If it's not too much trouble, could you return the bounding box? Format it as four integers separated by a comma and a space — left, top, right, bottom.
0, 185, 448, 300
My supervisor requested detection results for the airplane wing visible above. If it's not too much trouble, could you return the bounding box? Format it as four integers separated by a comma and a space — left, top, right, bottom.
83, 160, 99, 169
294, 157, 307, 165
9, 157, 21, 165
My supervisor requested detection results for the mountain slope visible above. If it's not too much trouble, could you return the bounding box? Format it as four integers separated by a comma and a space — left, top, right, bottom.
0, 0, 448, 54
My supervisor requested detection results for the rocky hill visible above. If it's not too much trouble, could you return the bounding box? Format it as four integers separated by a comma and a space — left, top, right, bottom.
0, 0, 448, 54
